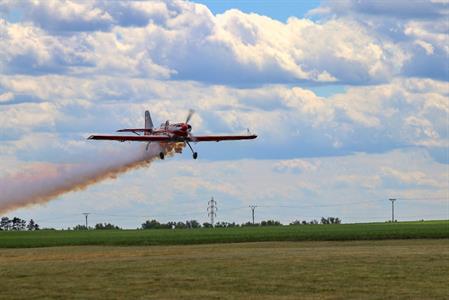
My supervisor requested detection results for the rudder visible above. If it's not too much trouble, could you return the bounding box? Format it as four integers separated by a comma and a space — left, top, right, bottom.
145, 110, 154, 135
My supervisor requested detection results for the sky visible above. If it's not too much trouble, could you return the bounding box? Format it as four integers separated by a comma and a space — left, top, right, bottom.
0, 0, 447, 228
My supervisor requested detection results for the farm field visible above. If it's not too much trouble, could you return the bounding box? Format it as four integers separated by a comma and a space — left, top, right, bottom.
0, 220, 448, 248
0, 239, 448, 299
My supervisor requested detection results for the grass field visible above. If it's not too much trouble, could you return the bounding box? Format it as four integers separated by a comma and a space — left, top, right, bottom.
0, 220, 448, 248
0, 239, 448, 299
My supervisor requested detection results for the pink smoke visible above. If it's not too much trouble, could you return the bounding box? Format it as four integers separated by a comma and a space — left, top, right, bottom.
0, 142, 183, 214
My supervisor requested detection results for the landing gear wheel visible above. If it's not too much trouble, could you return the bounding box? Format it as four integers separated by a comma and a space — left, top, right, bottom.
159, 152, 165, 160
186, 141, 198, 160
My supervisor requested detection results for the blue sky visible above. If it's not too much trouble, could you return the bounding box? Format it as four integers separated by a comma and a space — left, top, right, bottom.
0, 0, 447, 228
196, 0, 320, 21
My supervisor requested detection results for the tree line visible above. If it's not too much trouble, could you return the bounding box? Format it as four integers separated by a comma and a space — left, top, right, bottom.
68, 223, 122, 230
290, 217, 341, 225
141, 217, 341, 229
0, 217, 40, 231
0, 216, 341, 231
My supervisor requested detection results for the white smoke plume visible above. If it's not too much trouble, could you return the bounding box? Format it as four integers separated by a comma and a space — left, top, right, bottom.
0, 142, 184, 214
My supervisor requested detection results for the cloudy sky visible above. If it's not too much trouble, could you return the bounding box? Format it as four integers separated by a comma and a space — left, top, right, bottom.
0, 0, 447, 228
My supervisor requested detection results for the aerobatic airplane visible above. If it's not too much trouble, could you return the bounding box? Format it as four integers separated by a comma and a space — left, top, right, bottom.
88, 110, 257, 160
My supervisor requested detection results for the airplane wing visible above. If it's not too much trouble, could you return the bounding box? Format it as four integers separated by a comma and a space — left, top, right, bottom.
88, 134, 257, 142
189, 134, 257, 142
87, 135, 171, 142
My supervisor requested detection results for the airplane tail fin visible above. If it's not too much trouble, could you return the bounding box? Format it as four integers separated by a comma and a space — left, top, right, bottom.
144, 110, 153, 135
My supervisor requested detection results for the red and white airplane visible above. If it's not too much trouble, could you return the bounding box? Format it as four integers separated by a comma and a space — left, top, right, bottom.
88, 110, 257, 160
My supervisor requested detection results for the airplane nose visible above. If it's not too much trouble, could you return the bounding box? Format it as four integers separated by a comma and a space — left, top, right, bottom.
182, 124, 188, 131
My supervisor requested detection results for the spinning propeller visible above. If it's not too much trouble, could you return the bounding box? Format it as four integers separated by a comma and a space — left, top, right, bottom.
185, 109, 194, 124
185, 109, 196, 142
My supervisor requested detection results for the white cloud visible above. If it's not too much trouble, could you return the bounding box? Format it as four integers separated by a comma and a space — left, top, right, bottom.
0, 91, 13, 102
313, 0, 449, 80
314, 0, 448, 19
0, 75, 446, 163
381, 166, 443, 188
0, 0, 423, 84
273, 159, 320, 173
1, 0, 113, 32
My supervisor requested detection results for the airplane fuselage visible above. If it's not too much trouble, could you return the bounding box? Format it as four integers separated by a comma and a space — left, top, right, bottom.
151, 122, 191, 139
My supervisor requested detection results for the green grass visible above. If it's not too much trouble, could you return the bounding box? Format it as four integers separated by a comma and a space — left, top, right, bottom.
0, 220, 448, 248
0, 239, 448, 299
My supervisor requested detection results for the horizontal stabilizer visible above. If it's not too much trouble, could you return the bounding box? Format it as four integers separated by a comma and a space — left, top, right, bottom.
117, 128, 153, 133
88, 135, 171, 142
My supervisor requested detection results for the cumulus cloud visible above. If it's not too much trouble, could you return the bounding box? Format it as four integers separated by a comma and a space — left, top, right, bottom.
0, 74, 446, 164
312, 0, 449, 81
312, 0, 448, 19
381, 166, 443, 189
0, 0, 113, 32
273, 159, 320, 173
311, 0, 449, 19
1, 0, 435, 84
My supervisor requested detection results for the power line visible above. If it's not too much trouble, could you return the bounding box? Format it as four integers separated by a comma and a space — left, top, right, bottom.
396, 197, 448, 201
27, 197, 449, 227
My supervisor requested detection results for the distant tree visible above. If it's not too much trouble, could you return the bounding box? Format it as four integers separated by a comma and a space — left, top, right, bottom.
20, 219, 27, 230
11, 217, 19, 230
241, 222, 259, 227
26, 219, 35, 231
301, 220, 308, 225
309, 219, 319, 225
290, 220, 302, 225
186, 220, 201, 229
221, 222, 238, 228
27, 219, 40, 231
73, 225, 88, 230
95, 223, 121, 230
175, 221, 187, 229
260, 220, 281, 226
11, 217, 26, 231
328, 217, 341, 224
215, 222, 238, 228
166, 221, 177, 229
202, 222, 213, 228
320, 217, 341, 224
0, 217, 11, 230
141, 219, 161, 229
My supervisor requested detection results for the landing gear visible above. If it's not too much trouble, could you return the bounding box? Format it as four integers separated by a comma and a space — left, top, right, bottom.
186, 141, 198, 160
159, 152, 165, 160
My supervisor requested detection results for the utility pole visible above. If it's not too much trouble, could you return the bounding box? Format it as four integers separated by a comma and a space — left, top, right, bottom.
82, 213, 90, 229
389, 199, 396, 222
249, 205, 257, 224
207, 197, 217, 227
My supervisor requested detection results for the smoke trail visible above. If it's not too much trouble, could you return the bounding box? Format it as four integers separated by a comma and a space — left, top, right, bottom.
0, 142, 183, 214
